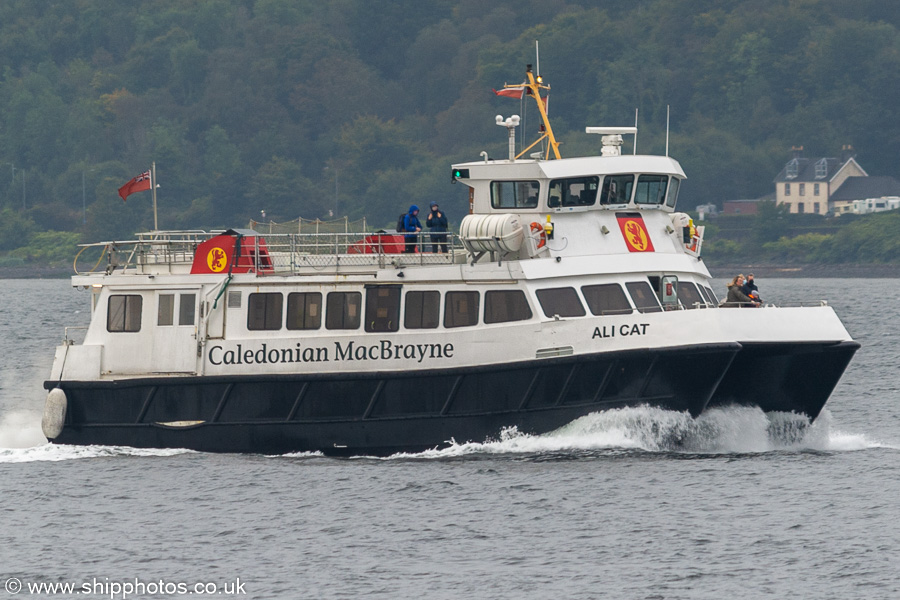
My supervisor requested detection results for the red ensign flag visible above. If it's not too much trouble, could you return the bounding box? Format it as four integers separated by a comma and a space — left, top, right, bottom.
118, 170, 152, 202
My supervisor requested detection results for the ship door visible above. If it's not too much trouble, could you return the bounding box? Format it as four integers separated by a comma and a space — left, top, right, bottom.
153, 290, 200, 373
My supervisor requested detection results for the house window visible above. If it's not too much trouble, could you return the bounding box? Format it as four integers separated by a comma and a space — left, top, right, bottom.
535, 287, 586, 318
365, 286, 401, 333
108, 295, 143, 332
814, 183, 820, 196
798, 202, 805, 214
286, 292, 322, 330
484, 290, 533, 324
799, 183, 805, 196
248, 293, 283, 331
815, 158, 828, 179
444, 291, 480, 328
814, 202, 821, 214
404, 291, 440, 329
785, 183, 791, 196
786, 158, 799, 179
326, 292, 362, 330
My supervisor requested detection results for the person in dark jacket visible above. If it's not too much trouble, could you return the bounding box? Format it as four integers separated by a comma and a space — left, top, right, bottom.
426, 201, 449, 253
741, 273, 760, 301
723, 274, 759, 307
402, 205, 422, 253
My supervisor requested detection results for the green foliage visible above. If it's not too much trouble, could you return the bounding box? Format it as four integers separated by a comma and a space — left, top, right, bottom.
9, 230, 81, 266
1, 0, 900, 266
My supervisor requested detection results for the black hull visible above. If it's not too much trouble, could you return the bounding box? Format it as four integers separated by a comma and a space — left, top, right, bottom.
707, 341, 860, 420
45, 344, 740, 456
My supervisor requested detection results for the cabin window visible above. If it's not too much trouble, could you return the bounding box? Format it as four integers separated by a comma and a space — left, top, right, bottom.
179, 294, 196, 325
599, 174, 634, 205
107, 295, 143, 332
326, 292, 362, 330
548, 176, 599, 208
444, 291, 480, 328
536, 287, 586, 318
625, 282, 662, 313
365, 286, 401, 333
634, 175, 669, 205
675, 282, 705, 309
404, 291, 440, 329
248, 292, 283, 331
158, 294, 175, 326
704, 286, 719, 305
666, 177, 681, 208
484, 290, 533, 324
286, 292, 322, 330
581, 284, 632, 316
491, 180, 540, 209
696, 285, 713, 306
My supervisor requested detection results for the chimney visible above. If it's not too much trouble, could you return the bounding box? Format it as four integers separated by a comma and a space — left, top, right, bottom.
841, 144, 855, 163
791, 145, 803, 159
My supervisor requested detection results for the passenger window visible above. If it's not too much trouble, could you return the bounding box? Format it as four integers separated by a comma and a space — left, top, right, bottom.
108, 295, 143, 332
287, 292, 322, 330
675, 282, 705, 309
405, 291, 440, 329
248, 292, 283, 331
484, 290, 533, 324
491, 180, 540, 209
365, 286, 401, 333
634, 175, 669, 205
326, 292, 362, 330
444, 291, 480, 328
549, 176, 599, 207
536, 287, 586, 318
179, 294, 196, 325
158, 294, 174, 326
666, 177, 681, 208
704, 286, 719, 305
599, 174, 634, 205
625, 282, 662, 313
582, 284, 632, 316
696, 285, 713, 306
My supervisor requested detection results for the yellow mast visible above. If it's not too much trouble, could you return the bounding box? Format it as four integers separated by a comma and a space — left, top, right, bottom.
501, 65, 561, 160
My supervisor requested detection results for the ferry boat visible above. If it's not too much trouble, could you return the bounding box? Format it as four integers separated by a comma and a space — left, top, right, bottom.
41, 66, 859, 455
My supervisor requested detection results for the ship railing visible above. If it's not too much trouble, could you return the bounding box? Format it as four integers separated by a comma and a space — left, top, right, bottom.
63, 326, 89, 345
74, 231, 464, 274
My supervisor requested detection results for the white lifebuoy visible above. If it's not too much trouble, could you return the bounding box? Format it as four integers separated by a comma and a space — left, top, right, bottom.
42, 388, 67, 440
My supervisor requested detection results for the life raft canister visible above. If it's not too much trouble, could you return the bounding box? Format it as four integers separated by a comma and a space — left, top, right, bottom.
530, 222, 547, 249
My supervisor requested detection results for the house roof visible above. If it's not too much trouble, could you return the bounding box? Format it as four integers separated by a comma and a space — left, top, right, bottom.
773, 156, 865, 183
829, 176, 900, 201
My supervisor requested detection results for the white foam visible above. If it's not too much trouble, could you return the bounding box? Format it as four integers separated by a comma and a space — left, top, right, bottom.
0, 409, 47, 449
0, 443, 193, 464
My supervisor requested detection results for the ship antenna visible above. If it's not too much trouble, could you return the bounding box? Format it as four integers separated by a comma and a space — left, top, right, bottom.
666, 104, 670, 157
634, 108, 638, 155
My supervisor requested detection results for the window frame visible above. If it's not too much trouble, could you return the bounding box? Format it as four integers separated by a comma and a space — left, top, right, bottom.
599, 174, 635, 205
484, 290, 533, 324
286, 292, 323, 331
548, 176, 599, 208
490, 180, 540, 209
365, 286, 401, 333
581, 283, 633, 316
634, 174, 669, 205
107, 294, 143, 333
325, 291, 362, 330
404, 290, 441, 330
444, 291, 480, 328
535, 287, 586, 318
247, 292, 283, 331
625, 281, 662, 313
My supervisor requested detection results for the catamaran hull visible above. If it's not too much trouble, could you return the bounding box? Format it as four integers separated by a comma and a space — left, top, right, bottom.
42, 341, 856, 455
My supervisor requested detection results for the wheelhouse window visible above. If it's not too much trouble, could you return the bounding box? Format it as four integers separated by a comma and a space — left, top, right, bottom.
444, 291, 480, 328
157, 294, 175, 326
179, 294, 196, 325
536, 287, 586, 318
675, 282, 705, 309
581, 284, 632, 316
548, 176, 599, 208
108, 295, 142, 332
634, 175, 669, 205
704, 286, 719, 305
404, 291, 440, 329
625, 282, 662, 313
326, 292, 361, 330
666, 177, 681, 208
599, 174, 634, 205
491, 180, 540, 209
365, 286, 401, 333
287, 292, 322, 330
484, 290, 533, 324
248, 292, 283, 331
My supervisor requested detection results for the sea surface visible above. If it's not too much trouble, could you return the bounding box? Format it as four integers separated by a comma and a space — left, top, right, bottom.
0, 278, 897, 600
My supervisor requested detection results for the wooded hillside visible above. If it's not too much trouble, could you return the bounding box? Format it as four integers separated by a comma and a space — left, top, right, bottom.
2, 0, 900, 255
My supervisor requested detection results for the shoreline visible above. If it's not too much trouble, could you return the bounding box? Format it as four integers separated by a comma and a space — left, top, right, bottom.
2, 263, 899, 280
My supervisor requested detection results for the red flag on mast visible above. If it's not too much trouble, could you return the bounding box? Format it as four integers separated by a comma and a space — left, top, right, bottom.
118, 170, 152, 202
492, 86, 525, 99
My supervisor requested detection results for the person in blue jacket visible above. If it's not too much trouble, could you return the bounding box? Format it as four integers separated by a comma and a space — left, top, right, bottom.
403, 205, 422, 253
426, 201, 449, 253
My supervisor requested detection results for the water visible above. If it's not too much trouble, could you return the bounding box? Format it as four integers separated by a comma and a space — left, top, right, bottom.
1, 278, 898, 599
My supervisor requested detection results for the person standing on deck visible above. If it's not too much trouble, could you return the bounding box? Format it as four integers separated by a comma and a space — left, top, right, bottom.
403, 205, 422, 253
426, 201, 449, 253
724, 274, 759, 307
